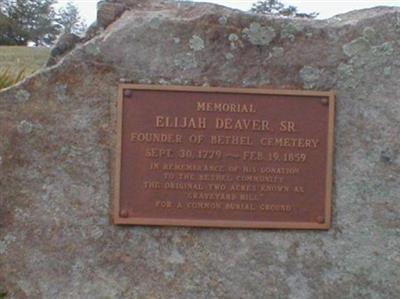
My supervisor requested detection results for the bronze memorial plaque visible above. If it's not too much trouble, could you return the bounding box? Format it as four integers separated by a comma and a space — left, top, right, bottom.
114, 85, 335, 229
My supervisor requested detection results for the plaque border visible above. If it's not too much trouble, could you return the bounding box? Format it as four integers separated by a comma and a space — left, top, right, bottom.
113, 84, 335, 230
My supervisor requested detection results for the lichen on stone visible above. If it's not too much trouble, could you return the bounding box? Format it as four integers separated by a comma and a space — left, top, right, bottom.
228, 33, 239, 42
138, 78, 152, 84
225, 52, 234, 60
342, 37, 370, 57
218, 16, 227, 25
271, 47, 284, 57
362, 27, 379, 45
372, 42, 394, 56
84, 43, 101, 56
280, 23, 298, 42
174, 52, 198, 70
189, 35, 205, 51
170, 77, 183, 85
90, 227, 104, 240
262, 52, 273, 64
0, 234, 16, 254
55, 84, 68, 103
299, 65, 321, 89
228, 33, 240, 50
242, 22, 276, 46
337, 63, 353, 78
17, 120, 34, 134
149, 16, 162, 29
384, 66, 392, 77
395, 12, 400, 32
158, 78, 170, 85
167, 248, 185, 264
15, 90, 30, 103
336, 62, 359, 89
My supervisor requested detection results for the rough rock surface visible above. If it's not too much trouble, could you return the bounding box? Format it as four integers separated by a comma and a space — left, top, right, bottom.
46, 33, 82, 67
1, 1, 400, 298
47, 0, 156, 65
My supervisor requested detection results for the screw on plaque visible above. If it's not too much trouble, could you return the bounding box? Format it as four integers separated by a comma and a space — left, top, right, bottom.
124, 89, 133, 97
316, 216, 325, 223
120, 209, 129, 218
321, 98, 329, 105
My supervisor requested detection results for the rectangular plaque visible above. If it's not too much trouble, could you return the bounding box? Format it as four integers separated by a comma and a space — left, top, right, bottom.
114, 84, 335, 229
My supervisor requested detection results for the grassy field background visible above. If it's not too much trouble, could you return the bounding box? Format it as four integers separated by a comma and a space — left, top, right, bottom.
0, 46, 50, 74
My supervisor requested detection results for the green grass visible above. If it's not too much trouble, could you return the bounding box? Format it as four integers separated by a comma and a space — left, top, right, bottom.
0, 46, 50, 89
0, 46, 50, 73
0, 68, 27, 89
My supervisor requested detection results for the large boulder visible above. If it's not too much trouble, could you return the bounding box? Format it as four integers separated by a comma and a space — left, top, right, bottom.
1, 1, 399, 298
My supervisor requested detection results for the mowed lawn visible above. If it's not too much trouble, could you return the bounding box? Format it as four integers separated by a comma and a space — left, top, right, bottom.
0, 46, 50, 74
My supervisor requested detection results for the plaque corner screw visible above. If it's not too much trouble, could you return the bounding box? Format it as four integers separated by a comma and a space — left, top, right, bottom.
124, 89, 133, 97
120, 209, 129, 218
321, 98, 329, 105
316, 216, 325, 224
